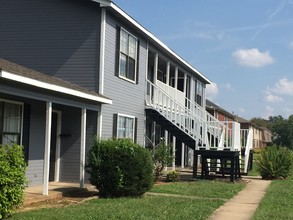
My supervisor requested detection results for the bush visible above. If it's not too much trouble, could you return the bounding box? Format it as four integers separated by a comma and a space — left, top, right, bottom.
256, 145, 293, 179
0, 144, 27, 219
166, 170, 180, 182
86, 138, 154, 198
150, 140, 173, 181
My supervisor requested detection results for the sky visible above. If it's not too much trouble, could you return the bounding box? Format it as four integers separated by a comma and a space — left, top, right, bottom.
113, 0, 293, 120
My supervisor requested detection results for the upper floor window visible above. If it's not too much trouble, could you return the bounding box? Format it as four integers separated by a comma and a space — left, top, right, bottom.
119, 28, 138, 83
117, 114, 135, 141
0, 101, 23, 145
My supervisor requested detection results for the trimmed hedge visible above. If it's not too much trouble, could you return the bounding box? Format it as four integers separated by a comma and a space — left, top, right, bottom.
0, 144, 27, 219
256, 145, 293, 179
86, 138, 154, 198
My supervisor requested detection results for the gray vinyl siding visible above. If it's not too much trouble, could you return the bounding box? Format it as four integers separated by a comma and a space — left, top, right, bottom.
26, 101, 46, 186
101, 13, 147, 145
0, 0, 101, 91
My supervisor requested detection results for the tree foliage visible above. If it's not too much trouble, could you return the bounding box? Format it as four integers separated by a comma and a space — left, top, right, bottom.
268, 115, 293, 149
86, 138, 154, 198
0, 144, 27, 219
251, 115, 293, 149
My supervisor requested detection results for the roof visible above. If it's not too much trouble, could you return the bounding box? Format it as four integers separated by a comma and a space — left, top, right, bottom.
206, 99, 236, 119
0, 58, 112, 104
93, 0, 211, 84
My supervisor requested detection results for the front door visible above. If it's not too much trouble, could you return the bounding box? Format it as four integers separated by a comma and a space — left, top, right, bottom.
49, 112, 58, 182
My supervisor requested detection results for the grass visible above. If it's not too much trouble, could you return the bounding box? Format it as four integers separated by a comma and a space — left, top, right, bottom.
247, 161, 260, 176
151, 180, 246, 199
253, 175, 293, 220
247, 153, 260, 176
13, 180, 246, 220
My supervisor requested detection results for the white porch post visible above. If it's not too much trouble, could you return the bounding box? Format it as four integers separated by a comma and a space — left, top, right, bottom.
97, 111, 103, 139
183, 73, 187, 95
43, 101, 52, 196
181, 143, 185, 168
164, 130, 168, 171
172, 136, 176, 170
80, 108, 87, 188
174, 67, 178, 89
154, 53, 158, 85
166, 62, 170, 86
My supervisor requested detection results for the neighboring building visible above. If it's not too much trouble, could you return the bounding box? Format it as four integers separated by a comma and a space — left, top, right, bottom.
206, 99, 272, 149
235, 116, 272, 149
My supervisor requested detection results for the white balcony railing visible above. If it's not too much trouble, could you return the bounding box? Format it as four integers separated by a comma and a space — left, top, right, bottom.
145, 79, 253, 171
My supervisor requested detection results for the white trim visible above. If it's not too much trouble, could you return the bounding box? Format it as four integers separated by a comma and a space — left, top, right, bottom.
80, 108, 87, 188
0, 71, 112, 105
91, 0, 111, 7
99, 8, 106, 95
117, 113, 135, 141
43, 101, 52, 196
53, 110, 62, 183
109, 3, 211, 84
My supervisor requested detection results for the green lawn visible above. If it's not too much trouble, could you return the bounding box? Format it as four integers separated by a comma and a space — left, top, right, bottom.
13, 180, 246, 220
253, 175, 293, 220
151, 180, 246, 199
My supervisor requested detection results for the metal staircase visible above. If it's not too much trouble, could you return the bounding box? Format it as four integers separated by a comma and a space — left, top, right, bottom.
145, 79, 253, 174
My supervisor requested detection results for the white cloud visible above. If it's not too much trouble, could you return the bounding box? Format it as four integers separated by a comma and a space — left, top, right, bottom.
206, 82, 219, 100
264, 91, 283, 103
232, 48, 274, 67
289, 40, 293, 49
264, 105, 275, 119
221, 83, 233, 90
271, 78, 293, 96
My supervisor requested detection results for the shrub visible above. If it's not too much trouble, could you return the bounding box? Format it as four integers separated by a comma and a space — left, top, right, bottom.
0, 144, 27, 219
150, 140, 173, 181
166, 170, 180, 182
86, 138, 154, 198
256, 145, 293, 179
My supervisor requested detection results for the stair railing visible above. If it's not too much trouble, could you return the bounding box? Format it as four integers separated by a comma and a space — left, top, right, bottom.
146, 80, 227, 150
243, 128, 253, 173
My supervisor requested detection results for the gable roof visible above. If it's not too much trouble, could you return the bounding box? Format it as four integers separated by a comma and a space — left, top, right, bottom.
94, 0, 211, 84
206, 99, 236, 119
0, 58, 112, 104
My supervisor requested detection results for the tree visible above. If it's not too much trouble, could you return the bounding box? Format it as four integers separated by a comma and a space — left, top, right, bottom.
250, 117, 271, 129
269, 115, 293, 149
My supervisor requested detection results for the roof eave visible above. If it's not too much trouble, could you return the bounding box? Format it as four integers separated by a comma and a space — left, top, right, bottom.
0, 70, 112, 105
105, 2, 211, 84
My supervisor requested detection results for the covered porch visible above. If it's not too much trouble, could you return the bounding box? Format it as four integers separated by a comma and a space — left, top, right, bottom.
0, 59, 112, 196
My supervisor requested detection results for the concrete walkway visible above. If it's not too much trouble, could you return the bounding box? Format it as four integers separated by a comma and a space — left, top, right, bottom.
208, 177, 271, 220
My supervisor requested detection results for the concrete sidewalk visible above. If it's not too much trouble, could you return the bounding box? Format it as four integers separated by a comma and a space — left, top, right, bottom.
208, 177, 271, 220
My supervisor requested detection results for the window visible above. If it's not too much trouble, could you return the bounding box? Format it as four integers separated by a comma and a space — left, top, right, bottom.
0, 101, 23, 145
195, 80, 204, 106
117, 114, 135, 140
119, 28, 138, 82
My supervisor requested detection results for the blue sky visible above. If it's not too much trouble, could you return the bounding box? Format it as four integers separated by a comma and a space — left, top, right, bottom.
113, 0, 293, 120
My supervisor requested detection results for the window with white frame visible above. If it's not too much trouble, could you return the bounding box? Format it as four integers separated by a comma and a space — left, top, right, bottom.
0, 101, 23, 145
119, 28, 138, 82
117, 114, 135, 140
